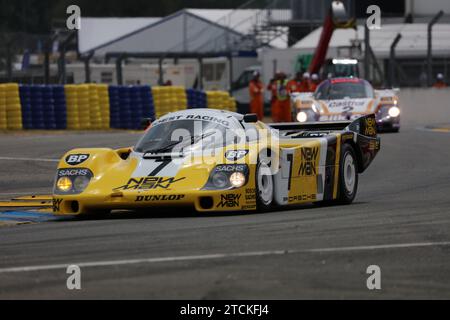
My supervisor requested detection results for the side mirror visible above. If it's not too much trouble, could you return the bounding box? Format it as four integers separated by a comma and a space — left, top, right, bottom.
243, 114, 258, 123
141, 118, 152, 130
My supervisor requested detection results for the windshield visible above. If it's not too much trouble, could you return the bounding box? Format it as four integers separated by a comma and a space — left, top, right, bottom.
135, 120, 237, 153
315, 80, 374, 100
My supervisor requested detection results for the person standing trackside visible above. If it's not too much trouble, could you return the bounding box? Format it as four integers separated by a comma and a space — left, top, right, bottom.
275, 72, 291, 122
249, 71, 264, 120
299, 72, 312, 92
268, 73, 280, 122
287, 72, 303, 94
433, 73, 448, 88
310, 74, 320, 92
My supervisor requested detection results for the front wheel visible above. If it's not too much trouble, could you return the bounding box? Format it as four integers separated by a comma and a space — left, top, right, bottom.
337, 144, 359, 204
256, 160, 274, 211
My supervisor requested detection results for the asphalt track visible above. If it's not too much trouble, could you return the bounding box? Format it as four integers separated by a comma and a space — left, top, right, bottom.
0, 89, 450, 299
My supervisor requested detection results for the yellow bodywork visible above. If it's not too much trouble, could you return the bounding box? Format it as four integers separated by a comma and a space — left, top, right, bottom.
52, 146, 261, 215
52, 127, 351, 216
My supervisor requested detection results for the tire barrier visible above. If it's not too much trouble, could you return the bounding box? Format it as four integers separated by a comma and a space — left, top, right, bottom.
109, 85, 156, 130
206, 91, 237, 112
153, 86, 187, 119
0, 85, 7, 130
0, 83, 235, 130
53, 85, 68, 130
186, 89, 207, 109
1, 83, 23, 130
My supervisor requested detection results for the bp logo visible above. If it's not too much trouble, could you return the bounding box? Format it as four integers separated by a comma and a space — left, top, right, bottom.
66, 154, 90, 166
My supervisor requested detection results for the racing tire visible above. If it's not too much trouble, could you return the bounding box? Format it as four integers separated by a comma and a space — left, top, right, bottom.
337, 144, 359, 204
256, 160, 275, 212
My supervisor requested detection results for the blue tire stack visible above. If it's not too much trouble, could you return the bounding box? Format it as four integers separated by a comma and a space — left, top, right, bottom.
140, 85, 155, 122
52, 85, 67, 130
30, 86, 45, 129
118, 86, 132, 129
109, 86, 121, 129
129, 86, 143, 130
19, 85, 33, 129
186, 89, 207, 109
42, 86, 56, 130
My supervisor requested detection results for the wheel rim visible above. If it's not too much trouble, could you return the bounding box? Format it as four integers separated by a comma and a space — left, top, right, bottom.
343, 152, 356, 194
258, 163, 273, 205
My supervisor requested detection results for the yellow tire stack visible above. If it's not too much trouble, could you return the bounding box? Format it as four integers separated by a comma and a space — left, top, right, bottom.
87, 84, 102, 130
226, 96, 237, 112
0, 85, 7, 130
206, 91, 224, 110
206, 91, 236, 112
3, 83, 23, 130
152, 87, 168, 118
65, 85, 80, 130
77, 85, 91, 130
97, 84, 110, 130
171, 86, 188, 112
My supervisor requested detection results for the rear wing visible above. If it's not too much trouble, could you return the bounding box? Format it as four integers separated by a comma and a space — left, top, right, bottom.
269, 114, 378, 137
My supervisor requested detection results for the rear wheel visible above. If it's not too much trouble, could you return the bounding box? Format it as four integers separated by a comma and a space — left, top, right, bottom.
256, 160, 274, 211
337, 144, 358, 204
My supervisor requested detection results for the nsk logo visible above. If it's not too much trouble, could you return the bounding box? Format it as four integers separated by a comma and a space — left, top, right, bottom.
299, 147, 319, 176
217, 194, 241, 208
114, 177, 185, 191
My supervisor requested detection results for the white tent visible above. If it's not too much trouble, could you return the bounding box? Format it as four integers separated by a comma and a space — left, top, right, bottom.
78, 17, 161, 54
77, 9, 290, 56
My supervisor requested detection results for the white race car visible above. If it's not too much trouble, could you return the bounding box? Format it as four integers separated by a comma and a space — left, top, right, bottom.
292, 77, 401, 132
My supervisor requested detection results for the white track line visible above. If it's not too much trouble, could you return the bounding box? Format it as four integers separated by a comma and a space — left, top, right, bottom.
0, 157, 59, 163
0, 241, 449, 274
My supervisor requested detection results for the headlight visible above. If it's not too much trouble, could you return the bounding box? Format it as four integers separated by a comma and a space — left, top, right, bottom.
56, 177, 73, 192
230, 172, 246, 188
73, 176, 91, 192
212, 172, 229, 189
297, 111, 308, 123
388, 106, 400, 117
203, 164, 249, 190
54, 168, 93, 195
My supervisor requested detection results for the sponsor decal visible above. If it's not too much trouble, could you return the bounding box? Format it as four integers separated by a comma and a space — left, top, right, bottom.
66, 154, 90, 166
225, 150, 248, 161
299, 147, 319, 176
330, 78, 362, 84
284, 194, 317, 203
215, 164, 247, 173
53, 198, 63, 212
114, 177, 185, 191
242, 205, 257, 210
341, 133, 354, 141
58, 169, 90, 177
327, 100, 367, 109
320, 114, 360, 121
369, 140, 380, 151
153, 114, 230, 128
364, 117, 377, 136
135, 195, 185, 202
217, 194, 241, 208
245, 188, 257, 201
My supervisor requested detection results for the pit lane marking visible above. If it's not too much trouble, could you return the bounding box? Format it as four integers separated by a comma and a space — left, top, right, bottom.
0, 157, 59, 163
0, 241, 449, 274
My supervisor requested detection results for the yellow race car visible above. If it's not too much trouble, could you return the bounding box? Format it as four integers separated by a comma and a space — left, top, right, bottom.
52, 109, 380, 215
